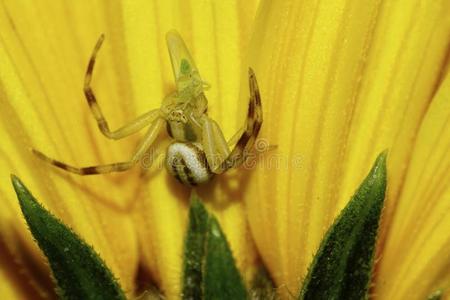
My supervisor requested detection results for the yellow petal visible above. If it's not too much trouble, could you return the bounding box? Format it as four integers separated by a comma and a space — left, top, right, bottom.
120, 0, 260, 297
0, 266, 31, 300
245, 0, 450, 296
0, 1, 139, 294
375, 71, 450, 299
0, 219, 55, 300
0, 274, 25, 300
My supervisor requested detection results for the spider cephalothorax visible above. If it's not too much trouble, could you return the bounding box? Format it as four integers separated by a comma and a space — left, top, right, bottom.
33, 30, 263, 186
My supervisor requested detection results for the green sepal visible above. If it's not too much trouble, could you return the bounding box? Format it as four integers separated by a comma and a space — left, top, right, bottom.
204, 216, 247, 300
11, 175, 126, 300
182, 196, 209, 299
300, 151, 387, 300
182, 196, 247, 300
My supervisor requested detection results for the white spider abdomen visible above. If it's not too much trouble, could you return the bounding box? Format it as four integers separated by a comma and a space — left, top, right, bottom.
165, 142, 213, 186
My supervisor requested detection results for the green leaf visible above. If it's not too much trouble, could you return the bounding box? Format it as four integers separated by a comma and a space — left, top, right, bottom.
11, 175, 126, 300
204, 216, 247, 300
182, 196, 248, 300
300, 151, 387, 300
182, 196, 210, 300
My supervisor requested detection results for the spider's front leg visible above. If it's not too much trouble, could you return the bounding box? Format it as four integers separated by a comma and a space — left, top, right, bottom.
201, 68, 263, 174
84, 34, 161, 140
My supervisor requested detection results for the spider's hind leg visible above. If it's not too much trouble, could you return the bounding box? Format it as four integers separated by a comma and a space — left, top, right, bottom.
32, 118, 165, 175
207, 68, 263, 174
32, 149, 134, 175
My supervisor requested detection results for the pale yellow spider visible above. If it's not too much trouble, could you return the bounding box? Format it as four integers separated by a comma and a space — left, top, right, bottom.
33, 30, 263, 186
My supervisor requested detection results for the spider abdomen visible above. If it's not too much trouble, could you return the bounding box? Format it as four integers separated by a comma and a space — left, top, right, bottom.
165, 142, 213, 186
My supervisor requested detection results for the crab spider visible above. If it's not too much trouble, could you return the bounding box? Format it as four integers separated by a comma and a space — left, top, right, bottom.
32, 30, 263, 186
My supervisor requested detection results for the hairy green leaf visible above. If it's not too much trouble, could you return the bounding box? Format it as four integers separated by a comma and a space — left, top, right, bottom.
11, 175, 126, 300
182, 196, 209, 300
182, 196, 248, 300
300, 151, 387, 300
204, 216, 247, 300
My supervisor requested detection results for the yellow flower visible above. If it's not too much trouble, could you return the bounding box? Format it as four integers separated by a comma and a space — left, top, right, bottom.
246, 0, 450, 299
0, 1, 449, 300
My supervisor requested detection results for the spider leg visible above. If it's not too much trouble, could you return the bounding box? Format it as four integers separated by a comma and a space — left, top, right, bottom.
84, 34, 161, 140
227, 126, 245, 147
216, 68, 263, 173
32, 118, 165, 175
201, 117, 231, 173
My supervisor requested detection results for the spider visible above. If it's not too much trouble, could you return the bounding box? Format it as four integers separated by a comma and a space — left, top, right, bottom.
32, 30, 263, 186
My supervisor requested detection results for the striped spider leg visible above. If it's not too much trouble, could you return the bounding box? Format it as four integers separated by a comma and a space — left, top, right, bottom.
32, 34, 165, 175
204, 68, 262, 174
